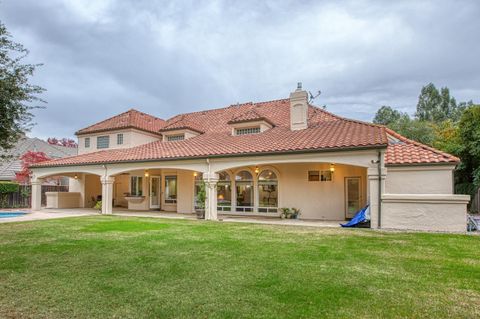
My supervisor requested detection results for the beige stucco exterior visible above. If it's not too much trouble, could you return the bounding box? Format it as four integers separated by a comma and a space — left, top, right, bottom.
31, 148, 469, 232
382, 194, 470, 232
77, 128, 160, 154
385, 165, 454, 194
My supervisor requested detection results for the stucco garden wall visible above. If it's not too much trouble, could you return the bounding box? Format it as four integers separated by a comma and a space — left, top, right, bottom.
381, 194, 470, 232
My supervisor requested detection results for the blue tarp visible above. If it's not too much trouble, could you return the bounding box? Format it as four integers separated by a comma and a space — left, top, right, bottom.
340, 205, 370, 227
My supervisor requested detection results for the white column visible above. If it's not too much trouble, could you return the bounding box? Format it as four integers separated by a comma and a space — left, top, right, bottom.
367, 167, 386, 229
31, 178, 43, 211
101, 176, 115, 214
203, 172, 219, 221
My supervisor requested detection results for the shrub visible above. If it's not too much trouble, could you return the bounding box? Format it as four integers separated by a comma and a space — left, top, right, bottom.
0, 182, 19, 194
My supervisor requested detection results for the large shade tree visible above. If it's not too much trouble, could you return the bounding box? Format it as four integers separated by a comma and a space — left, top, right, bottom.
0, 21, 45, 154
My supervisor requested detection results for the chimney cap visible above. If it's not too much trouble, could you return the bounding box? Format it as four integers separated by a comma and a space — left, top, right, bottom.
297, 82, 302, 90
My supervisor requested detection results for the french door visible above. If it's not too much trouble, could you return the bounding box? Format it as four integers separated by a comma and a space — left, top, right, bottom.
149, 176, 161, 209
345, 177, 361, 219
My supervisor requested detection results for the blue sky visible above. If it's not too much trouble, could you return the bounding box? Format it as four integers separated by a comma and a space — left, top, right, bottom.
2, 0, 479, 139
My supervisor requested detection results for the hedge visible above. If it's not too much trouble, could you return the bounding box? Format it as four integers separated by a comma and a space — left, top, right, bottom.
0, 182, 20, 194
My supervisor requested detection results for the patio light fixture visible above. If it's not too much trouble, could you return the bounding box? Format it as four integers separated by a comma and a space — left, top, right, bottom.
144, 170, 149, 177
74, 174, 78, 179
193, 172, 198, 177
254, 166, 260, 174
330, 163, 335, 172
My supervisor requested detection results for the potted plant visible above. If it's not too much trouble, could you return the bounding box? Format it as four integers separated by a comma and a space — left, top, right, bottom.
94, 200, 102, 212
291, 208, 301, 219
195, 180, 206, 219
279, 207, 291, 219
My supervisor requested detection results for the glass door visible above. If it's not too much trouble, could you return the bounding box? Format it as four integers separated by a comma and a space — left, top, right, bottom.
150, 176, 161, 209
345, 177, 361, 219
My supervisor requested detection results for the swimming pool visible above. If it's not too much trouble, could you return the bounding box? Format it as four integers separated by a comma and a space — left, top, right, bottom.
0, 212, 27, 218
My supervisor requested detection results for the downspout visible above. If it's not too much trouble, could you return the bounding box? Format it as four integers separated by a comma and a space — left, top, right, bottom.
377, 152, 382, 229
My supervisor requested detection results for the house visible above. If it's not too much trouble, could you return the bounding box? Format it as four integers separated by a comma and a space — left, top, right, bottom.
0, 136, 77, 185
30, 84, 470, 232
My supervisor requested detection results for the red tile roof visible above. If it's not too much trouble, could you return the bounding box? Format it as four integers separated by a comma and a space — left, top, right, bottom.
75, 109, 165, 136
33, 98, 458, 168
385, 128, 459, 165
159, 115, 205, 134
227, 107, 274, 126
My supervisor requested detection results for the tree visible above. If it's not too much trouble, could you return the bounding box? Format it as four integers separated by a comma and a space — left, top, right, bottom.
415, 83, 462, 123
456, 105, 480, 193
14, 151, 50, 184
0, 21, 45, 153
373, 106, 403, 125
389, 117, 436, 146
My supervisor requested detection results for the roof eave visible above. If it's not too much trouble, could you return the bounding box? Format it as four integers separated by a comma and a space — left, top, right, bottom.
75, 126, 164, 137
30, 143, 388, 168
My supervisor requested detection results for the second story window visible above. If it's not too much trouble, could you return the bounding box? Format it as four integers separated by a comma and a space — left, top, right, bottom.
117, 133, 124, 145
84, 137, 90, 148
97, 136, 110, 149
167, 134, 185, 141
235, 127, 261, 136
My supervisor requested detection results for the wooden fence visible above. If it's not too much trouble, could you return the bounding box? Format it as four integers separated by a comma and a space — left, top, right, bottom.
0, 185, 69, 209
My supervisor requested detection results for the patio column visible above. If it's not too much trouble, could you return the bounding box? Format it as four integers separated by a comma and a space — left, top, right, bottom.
203, 172, 219, 221
101, 176, 115, 214
31, 178, 43, 211
367, 167, 386, 229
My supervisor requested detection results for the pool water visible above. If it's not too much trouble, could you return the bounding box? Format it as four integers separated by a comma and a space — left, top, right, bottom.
0, 212, 27, 218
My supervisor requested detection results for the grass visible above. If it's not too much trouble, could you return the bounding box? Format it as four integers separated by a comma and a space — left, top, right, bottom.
0, 216, 479, 318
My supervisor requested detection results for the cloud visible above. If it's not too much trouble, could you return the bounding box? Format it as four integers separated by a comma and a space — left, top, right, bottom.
1, 0, 479, 139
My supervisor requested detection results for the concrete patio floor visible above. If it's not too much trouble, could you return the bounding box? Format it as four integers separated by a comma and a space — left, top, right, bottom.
0, 207, 345, 228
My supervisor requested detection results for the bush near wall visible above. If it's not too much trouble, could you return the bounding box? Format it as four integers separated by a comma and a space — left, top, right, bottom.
0, 182, 20, 194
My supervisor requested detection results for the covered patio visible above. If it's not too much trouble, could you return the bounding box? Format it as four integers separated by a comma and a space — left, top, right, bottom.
30, 149, 383, 226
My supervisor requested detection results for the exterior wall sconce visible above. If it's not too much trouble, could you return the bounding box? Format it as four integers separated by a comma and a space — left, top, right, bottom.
254, 166, 260, 174
144, 170, 149, 177
74, 174, 78, 179
193, 172, 198, 177
330, 163, 335, 172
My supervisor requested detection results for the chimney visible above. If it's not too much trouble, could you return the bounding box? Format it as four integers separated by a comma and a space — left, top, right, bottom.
290, 82, 308, 130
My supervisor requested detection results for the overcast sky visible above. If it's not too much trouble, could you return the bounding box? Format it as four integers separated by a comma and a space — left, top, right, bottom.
2, 0, 479, 139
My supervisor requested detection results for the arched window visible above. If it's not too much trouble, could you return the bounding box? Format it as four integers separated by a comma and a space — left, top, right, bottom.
258, 170, 278, 213
217, 171, 232, 212
235, 170, 254, 212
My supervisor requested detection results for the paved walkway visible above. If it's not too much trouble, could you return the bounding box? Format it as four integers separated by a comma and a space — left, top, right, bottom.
0, 208, 344, 228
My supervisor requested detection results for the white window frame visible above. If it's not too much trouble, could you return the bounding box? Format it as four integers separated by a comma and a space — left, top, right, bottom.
257, 169, 279, 213
130, 176, 143, 196
166, 134, 185, 141
117, 133, 124, 145
97, 135, 110, 149
84, 137, 90, 148
235, 127, 261, 136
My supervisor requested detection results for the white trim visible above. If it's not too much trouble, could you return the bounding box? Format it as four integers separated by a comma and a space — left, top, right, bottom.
382, 194, 470, 204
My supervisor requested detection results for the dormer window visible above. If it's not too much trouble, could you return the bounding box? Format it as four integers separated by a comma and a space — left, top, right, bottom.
235, 127, 261, 136
166, 134, 185, 141
228, 109, 273, 136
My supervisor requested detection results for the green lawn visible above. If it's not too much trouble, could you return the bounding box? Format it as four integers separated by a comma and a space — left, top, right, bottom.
0, 216, 479, 318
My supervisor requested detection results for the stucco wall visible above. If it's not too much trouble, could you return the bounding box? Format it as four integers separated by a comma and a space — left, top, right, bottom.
114, 174, 130, 207
45, 192, 81, 208
275, 163, 367, 220
382, 194, 469, 232
84, 174, 101, 208
177, 170, 194, 214
77, 129, 160, 154
385, 166, 454, 194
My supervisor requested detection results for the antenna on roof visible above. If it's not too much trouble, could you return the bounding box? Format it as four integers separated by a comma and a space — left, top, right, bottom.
308, 90, 321, 103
